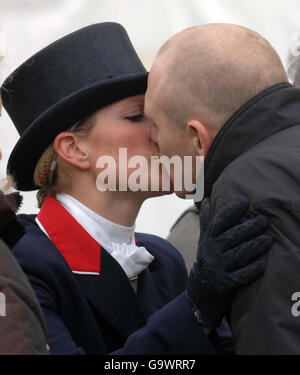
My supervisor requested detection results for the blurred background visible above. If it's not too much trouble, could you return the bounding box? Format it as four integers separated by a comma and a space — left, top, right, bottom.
0, 0, 299, 238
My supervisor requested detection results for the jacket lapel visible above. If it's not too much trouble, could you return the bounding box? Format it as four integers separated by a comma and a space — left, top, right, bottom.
73, 249, 147, 339
37, 196, 147, 339
136, 267, 166, 318
135, 236, 179, 318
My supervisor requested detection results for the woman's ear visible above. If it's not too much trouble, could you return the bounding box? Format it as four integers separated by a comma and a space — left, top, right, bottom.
53, 132, 90, 170
187, 120, 214, 157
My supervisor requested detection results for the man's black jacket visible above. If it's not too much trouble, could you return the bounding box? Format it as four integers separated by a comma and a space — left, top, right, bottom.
203, 82, 300, 354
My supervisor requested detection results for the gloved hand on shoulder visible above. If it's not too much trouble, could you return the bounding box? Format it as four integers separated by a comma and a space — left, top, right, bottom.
186, 196, 272, 328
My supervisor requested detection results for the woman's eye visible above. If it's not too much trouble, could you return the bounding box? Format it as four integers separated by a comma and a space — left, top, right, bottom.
124, 114, 145, 123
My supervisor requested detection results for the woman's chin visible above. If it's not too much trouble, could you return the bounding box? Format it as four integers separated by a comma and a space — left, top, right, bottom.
138, 188, 174, 201
174, 189, 195, 200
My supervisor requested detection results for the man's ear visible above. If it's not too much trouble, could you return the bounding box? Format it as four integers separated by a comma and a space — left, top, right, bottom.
53, 132, 90, 170
187, 120, 212, 157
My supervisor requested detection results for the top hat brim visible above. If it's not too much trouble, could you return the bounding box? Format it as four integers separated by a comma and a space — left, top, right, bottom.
7, 71, 148, 191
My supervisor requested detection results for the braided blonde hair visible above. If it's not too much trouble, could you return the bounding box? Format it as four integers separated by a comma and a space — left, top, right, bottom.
34, 114, 97, 207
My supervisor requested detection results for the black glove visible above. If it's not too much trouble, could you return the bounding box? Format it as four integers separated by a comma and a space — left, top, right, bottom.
186, 196, 273, 328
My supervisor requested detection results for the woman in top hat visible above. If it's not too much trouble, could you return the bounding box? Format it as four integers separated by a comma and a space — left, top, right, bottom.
1, 23, 272, 355
0, 38, 48, 354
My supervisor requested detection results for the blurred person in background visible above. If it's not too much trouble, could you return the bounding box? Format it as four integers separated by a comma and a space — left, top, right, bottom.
287, 33, 300, 87
167, 205, 198, 273
1, 23, 273, 355
0, 33, 48, 355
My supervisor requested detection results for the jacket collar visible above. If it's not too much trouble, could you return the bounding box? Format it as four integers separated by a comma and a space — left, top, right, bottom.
37, 196, 101, 274
55, 192, 136, 252
37, 196, 144, 275
203, 82, 300, 199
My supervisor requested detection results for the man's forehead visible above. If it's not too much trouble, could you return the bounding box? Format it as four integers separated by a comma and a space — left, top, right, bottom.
151, 56, 167, 75
143, 89, 152, 117
145, 57, 170, 116
145, 69, 157, 105
147, 65, 159, 89
146, 63, 165, 100
144, 87, 159, 120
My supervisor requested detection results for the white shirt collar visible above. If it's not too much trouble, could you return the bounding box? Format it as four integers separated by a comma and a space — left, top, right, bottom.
56, 192, 136, 252
49, 193, 155, 280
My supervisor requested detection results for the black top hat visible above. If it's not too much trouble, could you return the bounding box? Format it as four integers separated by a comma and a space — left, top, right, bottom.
1, 22, 148, 191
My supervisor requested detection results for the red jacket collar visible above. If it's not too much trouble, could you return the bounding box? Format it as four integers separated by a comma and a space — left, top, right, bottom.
37, 196, 101, 274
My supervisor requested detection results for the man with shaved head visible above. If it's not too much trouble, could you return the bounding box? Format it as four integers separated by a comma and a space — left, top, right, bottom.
145, 23, 300, 354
